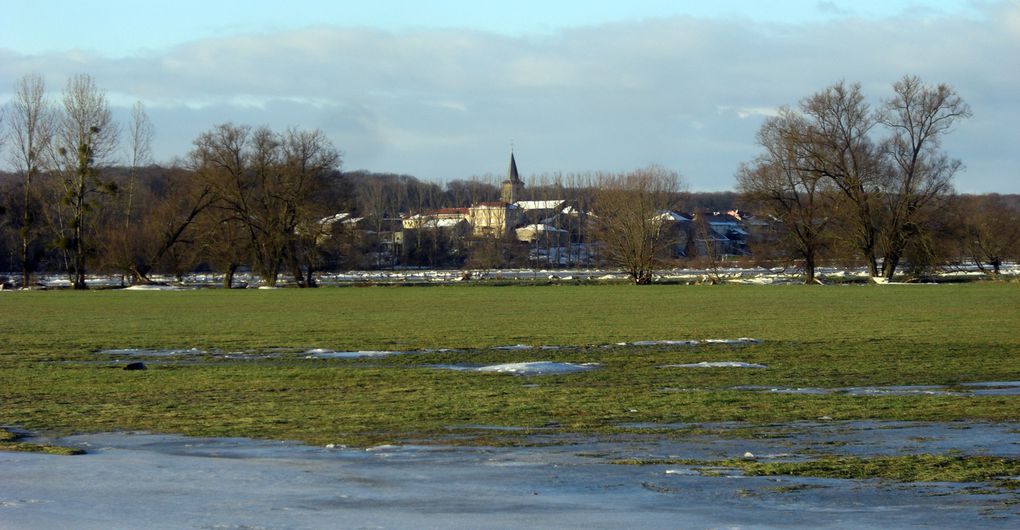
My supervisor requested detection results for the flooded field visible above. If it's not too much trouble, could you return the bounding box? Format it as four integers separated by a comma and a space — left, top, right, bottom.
3, 422, 1019, 529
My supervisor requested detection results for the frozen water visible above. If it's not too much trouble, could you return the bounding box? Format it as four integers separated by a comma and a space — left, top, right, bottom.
305, 349, 402, 359
662, 361, 767, 369
702, 338, 762, 345
492, 344, 535, 351
98, 348, 205, 357
122, 284, 186, 291
629, 340, 699, 346
474, 362, 599, 375
431, 362, 599, 375
3, 423, 1019, 529
733, 382, 1020, 397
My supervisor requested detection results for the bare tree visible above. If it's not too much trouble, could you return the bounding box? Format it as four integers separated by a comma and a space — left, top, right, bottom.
799, 81, 884, 277
592, 166, 683, 284
957, 194, 1020, 275
876, 76, 971, 279
6, 74, 55, 288
737, 109, 832, 283
51, 74, 119, 289
124, 101, 154, 227
192, 123, 340, 287
102, 166, 214, 284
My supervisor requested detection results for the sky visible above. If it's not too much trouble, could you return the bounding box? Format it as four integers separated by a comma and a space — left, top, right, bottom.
1, 0, 1018, 192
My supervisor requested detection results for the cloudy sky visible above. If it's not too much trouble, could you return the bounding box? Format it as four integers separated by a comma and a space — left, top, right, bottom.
2, 0, 1018, 192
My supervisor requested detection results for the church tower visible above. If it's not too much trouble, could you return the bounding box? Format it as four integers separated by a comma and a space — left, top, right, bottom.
500, 152, 524, 204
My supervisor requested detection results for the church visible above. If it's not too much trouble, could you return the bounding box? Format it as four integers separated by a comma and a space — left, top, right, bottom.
467, 152, 525, 237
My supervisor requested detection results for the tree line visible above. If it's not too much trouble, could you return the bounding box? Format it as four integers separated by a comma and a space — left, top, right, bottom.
0, 73, 1015, 287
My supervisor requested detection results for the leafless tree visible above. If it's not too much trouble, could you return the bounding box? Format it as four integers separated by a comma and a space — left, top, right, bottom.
956, 194, 1020, 275
5, 74, 55, 288
737, 109, 832, 283
876, 76, 971, 279
124, 101, 154, 227
799, 81, 884, 277
101, 166, 214, 284
51, 73, 119, 289
192, 123, 340, 287
592, 166, 684, 284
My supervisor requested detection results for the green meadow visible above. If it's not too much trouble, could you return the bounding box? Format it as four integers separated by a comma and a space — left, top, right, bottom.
2, 283, 1019, 447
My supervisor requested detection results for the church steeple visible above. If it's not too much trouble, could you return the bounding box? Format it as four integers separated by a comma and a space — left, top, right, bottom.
501, 151, 524, 204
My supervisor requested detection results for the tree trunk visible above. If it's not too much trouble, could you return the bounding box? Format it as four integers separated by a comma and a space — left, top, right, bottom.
882, 252, 901, 281
223, 264, 238, 289
804, 252, 817, 285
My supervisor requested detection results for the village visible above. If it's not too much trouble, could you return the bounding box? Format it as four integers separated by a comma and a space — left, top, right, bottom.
320, 153, 761, 270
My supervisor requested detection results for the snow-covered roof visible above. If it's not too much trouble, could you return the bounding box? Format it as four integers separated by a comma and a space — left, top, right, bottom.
515, 200, 565, 211
653, 210, 691, 222
516, 223, 568, 234
319, 212, 351, 225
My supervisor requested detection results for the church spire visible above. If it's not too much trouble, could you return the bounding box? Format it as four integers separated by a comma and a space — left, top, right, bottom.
501, 151, 524, 204
507, 151, 521, 184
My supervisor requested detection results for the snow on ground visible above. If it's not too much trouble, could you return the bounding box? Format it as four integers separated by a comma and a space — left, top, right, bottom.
6, 262, 1019, 289
3, 422, 1019, 529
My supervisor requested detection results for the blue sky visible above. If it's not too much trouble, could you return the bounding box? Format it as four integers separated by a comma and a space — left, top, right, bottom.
2, 0, 1017, 192
3, 0, 985, 55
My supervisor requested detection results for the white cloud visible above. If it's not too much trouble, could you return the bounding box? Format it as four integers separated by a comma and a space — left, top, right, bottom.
1, 2, 1016, 191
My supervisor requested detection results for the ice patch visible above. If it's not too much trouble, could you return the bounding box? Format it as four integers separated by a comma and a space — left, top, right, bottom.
732, 383, 1020, 397
492, 344, 534, 351
98, 348, 205, 357
473, 362, 599, 375
629, 340, 699, 347
662, 361, 767, 369
623, 338, 760, 347
703, 338, 762, 345
122, 284, 186, 291
305, 350, 401, 359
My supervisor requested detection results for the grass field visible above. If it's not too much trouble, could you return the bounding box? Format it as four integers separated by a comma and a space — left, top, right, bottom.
2, 283, 1019, 447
